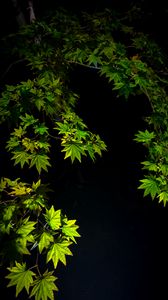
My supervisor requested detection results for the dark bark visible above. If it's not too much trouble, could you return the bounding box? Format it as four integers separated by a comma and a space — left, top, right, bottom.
11, 0, 36, 27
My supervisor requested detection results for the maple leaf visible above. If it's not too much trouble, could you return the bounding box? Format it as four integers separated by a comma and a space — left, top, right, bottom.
9, 185, 32, 196
38, 232, 54, 254
34, 124, 49, 135
16, 218, 36, 254
29, 154, 51, 174
20, 113, 38, 128
32, 179, 41, 190
2, 205, 16, 221
23, 195, 46, 211
0, 222, 13, 234
16, 217, 36, 236
138, 177, 160, 199
62, 142, 86, 162
16, 234, 35, 255
134, 130, 155, 144
158, 191, 168, 207
35, 99, 45, 111
141, 161, 158, 172
62, 219, 81, 243
6, 261, 35, 297
30, 270, 58, 300
44, 206, 61, 230
87, 53, 101, 67
47, 240, 72, 268
11, 151, 30, 168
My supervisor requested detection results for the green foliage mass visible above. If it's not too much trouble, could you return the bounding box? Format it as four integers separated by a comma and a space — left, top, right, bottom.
1, 6, 168, 300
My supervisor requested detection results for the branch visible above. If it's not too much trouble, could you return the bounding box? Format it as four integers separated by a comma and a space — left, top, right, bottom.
0, 59, 26, 81
66, 60, 101, 70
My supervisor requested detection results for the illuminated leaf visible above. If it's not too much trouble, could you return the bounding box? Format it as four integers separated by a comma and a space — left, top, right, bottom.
134, 130, 156, 144
30, 270, 58, 300
6, 262, 35, 296
141, 161, 158, 172
20, 114, 38, 128
62, 142, 86, 162
32, 179, 41, 190
62, 219, 81, 243
9, 185, 32, 196
23, 195, 46, 211
29, 154, 51, 174
16, 234, 35, 255
47, 240, 72, 268
11, 151, 30, 168
34, 124, 49, 135
3, 205, 16, 221
17, 217, 36, 236
44, 206, 61, 230
138, 177, 160, 199
158, 191, 168, 207
38, 232, 54, 254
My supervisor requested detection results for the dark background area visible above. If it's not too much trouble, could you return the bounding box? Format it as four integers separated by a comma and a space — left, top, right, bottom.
1, 1, 168, 299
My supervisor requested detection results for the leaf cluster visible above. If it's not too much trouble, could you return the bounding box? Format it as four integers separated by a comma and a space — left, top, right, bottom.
0, 177, 80, 299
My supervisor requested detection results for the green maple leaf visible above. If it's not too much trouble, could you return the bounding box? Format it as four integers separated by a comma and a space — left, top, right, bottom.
30, 270, 58, 300
23, 195, 46, 211
87, 53, 101, 66
6, 261, 35, 296
62, 219, 81, 243
134, 130, 155, 144
6, 136, 20, 150
17, 217, 36, 236
38, 232, 54, 254
35, 99, 45, 111
3, 205, 16, 221
29, 154, 51, 174
138, 177, 160, 199
158, 191, 168, 207
55, 122, 69, 134
47, 240, 73, 268
32, 179, 41, 190
141, 161, 158, 172
11, 151, 30, 168
44, 206, 61, 230
13, 126, 25, 138
0, 222, 13, 234
20, 114, 38, 128
86, 143, 96, 161
62, 142, 86, 162
16, 234, 35, 255
34, 124, 49, 135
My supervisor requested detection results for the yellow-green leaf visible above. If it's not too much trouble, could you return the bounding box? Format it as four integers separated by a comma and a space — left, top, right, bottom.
38, 232, 54, 254
47, 240, 72, 268
62, 219, 81, 243
17, 217, 36, 236
44, 206, 61, 230
30, 270, 58, 300
6, 261, 35, 296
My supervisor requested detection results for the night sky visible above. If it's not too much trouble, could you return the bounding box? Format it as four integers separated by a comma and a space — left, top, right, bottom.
1, 1, 168, 299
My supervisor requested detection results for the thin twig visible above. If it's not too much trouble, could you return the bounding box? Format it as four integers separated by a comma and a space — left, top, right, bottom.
66, 60, 101, 70
0, 58, 26, 80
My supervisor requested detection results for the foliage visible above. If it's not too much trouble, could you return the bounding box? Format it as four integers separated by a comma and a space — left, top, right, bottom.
1, 5, 168, 300
0, 177, 81, 299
